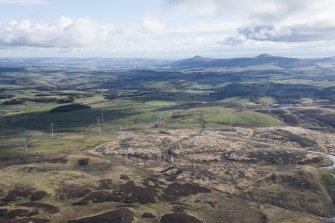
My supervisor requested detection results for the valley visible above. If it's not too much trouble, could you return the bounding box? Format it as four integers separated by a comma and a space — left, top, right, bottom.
0, 55, 335, 222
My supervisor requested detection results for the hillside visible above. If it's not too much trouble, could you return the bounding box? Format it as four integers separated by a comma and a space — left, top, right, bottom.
172, 54, 335, 68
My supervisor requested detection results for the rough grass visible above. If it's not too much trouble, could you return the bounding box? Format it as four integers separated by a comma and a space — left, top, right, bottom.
218, 97, 250, 104
273, 129, 317, 147
322, 173, 335, 186
1, 88, 282, 158
187, 107, 282, 127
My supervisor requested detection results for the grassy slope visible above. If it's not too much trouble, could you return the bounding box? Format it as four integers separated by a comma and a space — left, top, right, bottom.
0, 95, 282, 157
0, 67, 289, 158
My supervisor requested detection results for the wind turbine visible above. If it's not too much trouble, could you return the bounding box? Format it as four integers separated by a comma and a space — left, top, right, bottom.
157, 112, 161, 131
193, 135, 199, 170
49, 121, 54, 138
268, 128, 271, 148
119, 126, 123, 143
192, 144, 196, 170
24, 130, 28, 150
101, 108, 104, 122
96, 118, 101, 133
121, 100, 125, 114
200, 112, 205, 129
230, 114, 233, 130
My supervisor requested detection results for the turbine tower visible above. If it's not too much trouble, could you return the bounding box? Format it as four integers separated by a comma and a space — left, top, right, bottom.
101, 108, 104, 122
119, 126, 123, 143
157, 112, 161, 131
193, 135, 199, 170
192, 144, 196, 170
121, 100, 124, 114
97, 118, 101, 133
50, 121, 54, 138
200, 112, 205, 129
24, 130, 28, 150
268, 128, 271, 148
230, 114, 233, 130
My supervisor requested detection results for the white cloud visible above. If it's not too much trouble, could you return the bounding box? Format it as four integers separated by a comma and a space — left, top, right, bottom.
141, 14, 166, 35
0, 17, 115, 49
0, 0, 48, 5
235, 24, 335, 43
167, 0, 335, 23
0, 1, 334, 58
168, 0, 335, 45
168, 0, 218, 16
221, 35, 247, 46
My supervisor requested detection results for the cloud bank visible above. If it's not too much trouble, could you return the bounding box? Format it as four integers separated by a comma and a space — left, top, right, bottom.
168, 0, 335, 44
0, 0, 335, 57
141, 14, 166, 35
236, 25, 335, 43
0, 17, 113, 49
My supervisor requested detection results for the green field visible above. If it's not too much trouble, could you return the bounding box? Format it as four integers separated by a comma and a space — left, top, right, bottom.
6, 65, 335, 159
0, 91, 283, 158
0, 59, 334, 223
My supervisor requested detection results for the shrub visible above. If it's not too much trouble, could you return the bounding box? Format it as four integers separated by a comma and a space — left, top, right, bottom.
78, 158, 89, 166
0, 94, 14, 99
57, 96, 74, 104
50, 104, 91, 113
2, 99, 24, 105
322, 173, 335, 186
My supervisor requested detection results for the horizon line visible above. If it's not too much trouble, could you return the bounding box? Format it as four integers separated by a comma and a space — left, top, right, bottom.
0, 54, 334, 60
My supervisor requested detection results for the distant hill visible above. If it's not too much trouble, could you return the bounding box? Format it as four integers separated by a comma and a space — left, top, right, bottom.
171, 54, 316, 68
0, 55, 334, 69
0, 58, 170, 69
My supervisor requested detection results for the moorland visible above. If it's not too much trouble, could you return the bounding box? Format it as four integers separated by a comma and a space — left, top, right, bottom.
0, 54, 335, 223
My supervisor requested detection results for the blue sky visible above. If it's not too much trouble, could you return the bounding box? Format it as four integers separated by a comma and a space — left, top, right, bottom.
0, 0, 335, 58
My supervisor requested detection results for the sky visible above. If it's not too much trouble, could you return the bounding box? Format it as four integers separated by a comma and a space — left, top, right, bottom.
0, 0, 335, 58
